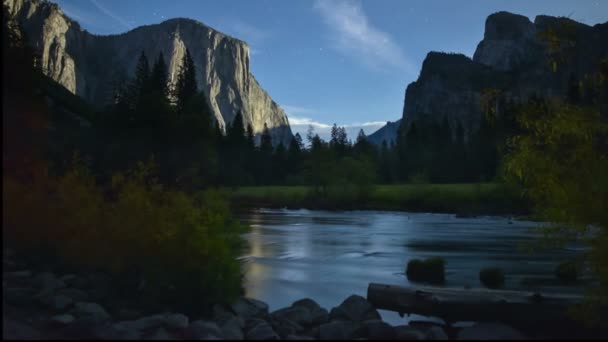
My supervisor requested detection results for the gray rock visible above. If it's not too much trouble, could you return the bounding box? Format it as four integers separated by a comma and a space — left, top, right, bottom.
33, 272, 66, 292
272, 306, 312, 327
116, 308, 143, 321
425, 326, 449, 340
6, 0, 294, 146
291, 298, 329, 325
287, 334, 314, 340
246, 321, 279, 340
149, 326, 171, 340
122, 314, 166, 332
221, 317, 244, 340
310, 308, 329, 326
165, 313, 189, 330
3, 287, 37, 306
111, 322, 143, 340
213, 303, 235, 323
2, 317, 42, 339
329, 295, 381, 322
245, 318, 268, 331
319, 321, 358, 340
56, 288, 89, 302
457, 322, 525, 340
232, 297, 269, 319
292, 298, 322, 312
188, 320, 222, 339
394, 325, 427, 340
270, 316, 305, 338
51, 314, 75, 325
359, 320, 396, 339
70, 302, 111, 322
39, 293, 74, 311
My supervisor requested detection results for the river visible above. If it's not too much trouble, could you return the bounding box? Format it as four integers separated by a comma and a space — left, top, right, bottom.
237, 208, 586, 326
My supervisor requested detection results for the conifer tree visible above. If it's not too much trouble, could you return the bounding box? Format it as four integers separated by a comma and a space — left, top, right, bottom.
175, 48, 197, 114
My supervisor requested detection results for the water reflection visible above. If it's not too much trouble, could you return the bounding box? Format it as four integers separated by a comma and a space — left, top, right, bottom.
237, 209, 585, 326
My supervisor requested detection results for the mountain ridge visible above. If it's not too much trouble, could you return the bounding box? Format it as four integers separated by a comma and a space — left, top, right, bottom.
4, 0, 293, 145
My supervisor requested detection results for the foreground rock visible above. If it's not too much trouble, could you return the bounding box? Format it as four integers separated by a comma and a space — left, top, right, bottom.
457, 322, 525, 340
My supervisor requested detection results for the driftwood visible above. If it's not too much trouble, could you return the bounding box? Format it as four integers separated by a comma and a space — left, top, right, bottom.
367, 283, 585, 326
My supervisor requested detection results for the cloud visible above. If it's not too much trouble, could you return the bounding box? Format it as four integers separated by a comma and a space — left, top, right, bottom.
287, 114, 386, 144
313, 0, 416, 75
89, 0, 132, 30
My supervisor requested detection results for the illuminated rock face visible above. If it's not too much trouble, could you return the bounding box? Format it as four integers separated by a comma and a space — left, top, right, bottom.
5, 0, 293, 145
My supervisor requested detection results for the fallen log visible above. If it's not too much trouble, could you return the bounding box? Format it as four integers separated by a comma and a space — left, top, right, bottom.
366, 282, 585, 326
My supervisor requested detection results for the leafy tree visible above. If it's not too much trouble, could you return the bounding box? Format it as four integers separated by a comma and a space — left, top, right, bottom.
503, 97, 608, 324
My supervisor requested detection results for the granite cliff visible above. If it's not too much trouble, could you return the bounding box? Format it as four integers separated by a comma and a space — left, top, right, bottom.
395, 11, 607, 141
368, 119, 401, 146
4, 0, 293, 144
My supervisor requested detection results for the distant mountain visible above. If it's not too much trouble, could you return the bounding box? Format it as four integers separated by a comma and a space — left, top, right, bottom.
399, 11, 608, 139
4, 0, 293, 144
367, 119, 401, 146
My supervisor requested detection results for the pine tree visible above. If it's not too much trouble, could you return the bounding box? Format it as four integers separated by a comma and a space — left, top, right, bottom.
228, 111, 246, 147
150, 52, 169, 99
246, 124, 255, 150
175, 48, 197, 114
260, 123, 273, 154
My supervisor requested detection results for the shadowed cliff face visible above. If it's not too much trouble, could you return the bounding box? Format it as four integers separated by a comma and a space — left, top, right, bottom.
400, 11, 608, 139
4, 0, 293, 145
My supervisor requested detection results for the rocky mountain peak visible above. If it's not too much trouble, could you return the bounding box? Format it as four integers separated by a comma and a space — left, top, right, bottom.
4, 0, 292, 145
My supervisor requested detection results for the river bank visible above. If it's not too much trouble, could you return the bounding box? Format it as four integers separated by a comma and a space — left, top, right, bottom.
4, 244, 605, 340
227, 183, 530, 216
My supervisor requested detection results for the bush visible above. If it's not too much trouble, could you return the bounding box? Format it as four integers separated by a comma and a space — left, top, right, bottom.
3, 156, 246, 314
479, 267, 505, 289
555, 260, 579, 283
406, 257, 446, 284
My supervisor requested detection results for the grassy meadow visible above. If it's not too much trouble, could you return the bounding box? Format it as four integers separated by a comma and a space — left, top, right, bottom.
228, 183, 529, 215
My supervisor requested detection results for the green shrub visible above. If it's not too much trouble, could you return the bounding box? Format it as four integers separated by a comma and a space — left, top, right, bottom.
406, 257, 446, 284
555, 260, 579, 283
479, 267, 505, 289
3, 156, 246, 315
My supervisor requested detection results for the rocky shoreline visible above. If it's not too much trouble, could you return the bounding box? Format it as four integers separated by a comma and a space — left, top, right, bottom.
2, 247, 526, 340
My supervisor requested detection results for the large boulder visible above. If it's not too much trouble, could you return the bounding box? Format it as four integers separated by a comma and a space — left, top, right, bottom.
220, 316, 245, 340
165, 313, 189, 330
270, 316, 305, 338
329, 295, 381, 322
50, 314, 75, 325
394, 325, 427, 340
187, 320, 223, 339
56, 288, 89, 302
245, 321, 279, 340
319, 321, 358, 340
38, 293, 74, 311
292, 298, 329, 325
271, 306, 312, 327
355, 319, 396, 339
457, 322, 525, 340
231, 297, 269, 320
70, 302, 111, 323
33, 272, 66, 292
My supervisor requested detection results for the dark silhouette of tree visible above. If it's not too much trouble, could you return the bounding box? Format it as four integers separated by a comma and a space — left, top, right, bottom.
174, 49, 197, 114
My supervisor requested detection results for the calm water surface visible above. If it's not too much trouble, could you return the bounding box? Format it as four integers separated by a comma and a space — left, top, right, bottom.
237, 209, 585, 325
